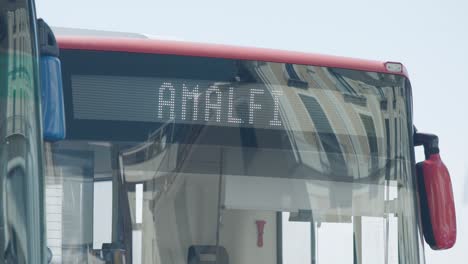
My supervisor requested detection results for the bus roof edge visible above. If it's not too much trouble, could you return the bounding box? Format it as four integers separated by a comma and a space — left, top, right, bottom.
56, 36, 409, 78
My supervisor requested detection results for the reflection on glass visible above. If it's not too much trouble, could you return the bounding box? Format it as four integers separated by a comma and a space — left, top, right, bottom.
0, 2, 45, 263
44, 50, 423, 264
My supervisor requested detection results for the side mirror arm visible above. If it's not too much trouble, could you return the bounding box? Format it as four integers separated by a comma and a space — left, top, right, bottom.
414, 131, 439, 160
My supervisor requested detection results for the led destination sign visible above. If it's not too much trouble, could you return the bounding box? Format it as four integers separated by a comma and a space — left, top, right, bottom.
72, 75, 285, 129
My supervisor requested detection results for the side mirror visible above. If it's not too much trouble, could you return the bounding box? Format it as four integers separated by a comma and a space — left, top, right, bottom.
38, 19, 66, 141
415, 132, 456, 250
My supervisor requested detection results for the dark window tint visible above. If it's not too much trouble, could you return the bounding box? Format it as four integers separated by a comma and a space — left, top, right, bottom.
299, 94, 347, 177
360, 114, 378, 173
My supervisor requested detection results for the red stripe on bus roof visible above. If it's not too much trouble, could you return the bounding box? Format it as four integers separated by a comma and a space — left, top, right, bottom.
57, 36, 408, 78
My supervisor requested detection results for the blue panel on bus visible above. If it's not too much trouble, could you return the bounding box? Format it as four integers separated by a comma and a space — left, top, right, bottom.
40, 56, 66, 141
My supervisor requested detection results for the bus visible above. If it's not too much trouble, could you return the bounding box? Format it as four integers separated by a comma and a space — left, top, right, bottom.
0, 5, 457, 263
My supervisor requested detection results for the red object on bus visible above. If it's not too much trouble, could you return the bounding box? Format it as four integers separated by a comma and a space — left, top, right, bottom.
56, 36, 409, 78
417, 154, 456, 250
256, 220, 266, 248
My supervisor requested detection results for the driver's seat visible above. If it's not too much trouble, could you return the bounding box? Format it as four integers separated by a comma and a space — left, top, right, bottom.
187, 245, 229, 264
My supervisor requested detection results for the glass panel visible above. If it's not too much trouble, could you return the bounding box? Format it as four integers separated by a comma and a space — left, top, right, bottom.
92, 181, 112, 249
316, 222, 353, 264
0, 1, 46, 263
281, 213, 312, 264
44, 49, 423, 264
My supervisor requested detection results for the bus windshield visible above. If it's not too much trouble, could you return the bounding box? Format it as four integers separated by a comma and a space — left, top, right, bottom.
44, 49, 423, 263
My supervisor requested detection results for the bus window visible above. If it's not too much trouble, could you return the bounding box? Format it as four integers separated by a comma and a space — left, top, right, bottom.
42, 43, 423, 264
0, 0, 46, 263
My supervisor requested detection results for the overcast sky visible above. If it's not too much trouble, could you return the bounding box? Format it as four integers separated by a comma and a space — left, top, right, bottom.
36, 0, 468, 263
